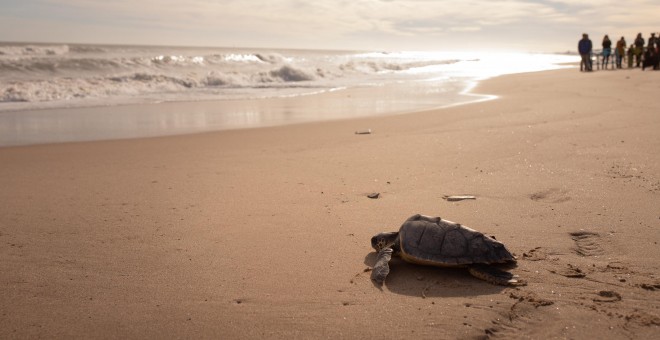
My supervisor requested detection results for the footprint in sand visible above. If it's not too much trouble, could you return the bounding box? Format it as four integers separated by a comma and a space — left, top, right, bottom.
594, 290, 622, 302
350, 267, 372, 284
569, 231, 605, 257
522, 247, 552, 261
635, 283, 660, 291
484, 292, 555, 337
529, 188, 571, 203
550, 263, 587, 278
508, 291, 554, 308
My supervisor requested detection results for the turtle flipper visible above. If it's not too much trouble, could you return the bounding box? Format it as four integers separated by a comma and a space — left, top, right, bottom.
371, 248, 393, 284
468, 264, 526, 286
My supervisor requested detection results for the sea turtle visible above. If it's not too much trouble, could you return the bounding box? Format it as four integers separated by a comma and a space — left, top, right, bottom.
370, 214, 523, 286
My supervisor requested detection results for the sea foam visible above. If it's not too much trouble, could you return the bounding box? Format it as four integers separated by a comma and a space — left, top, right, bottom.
0, 43, 578, 112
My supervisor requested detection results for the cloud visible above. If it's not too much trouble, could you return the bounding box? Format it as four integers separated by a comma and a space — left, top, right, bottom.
2, 0, 659, 51
450, 26, 482, 33
32, 0, 571, 34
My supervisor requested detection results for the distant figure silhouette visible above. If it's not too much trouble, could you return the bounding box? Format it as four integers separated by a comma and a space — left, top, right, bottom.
634, 33, 645, 67
615, 36, 626, 69
627, 44, 635, 68
578, 33, 593, 72
648, 33, 657, 49
642, 41, 659, 70
601, 35, 612, 69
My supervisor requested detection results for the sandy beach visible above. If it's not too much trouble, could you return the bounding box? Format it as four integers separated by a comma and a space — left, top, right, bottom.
1, 68, 659, 339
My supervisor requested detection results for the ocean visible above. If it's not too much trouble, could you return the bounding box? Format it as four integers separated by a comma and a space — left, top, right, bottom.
0, 42, 579, 146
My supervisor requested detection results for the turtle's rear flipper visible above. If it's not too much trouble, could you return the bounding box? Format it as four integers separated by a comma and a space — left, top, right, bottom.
468, 264, 526, 286
371, 248, 393, 284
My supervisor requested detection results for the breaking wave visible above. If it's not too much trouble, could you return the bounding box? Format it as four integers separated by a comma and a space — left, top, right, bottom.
0, 44, 70, 56
0, 65, 322, 103
0, 42, 577, 111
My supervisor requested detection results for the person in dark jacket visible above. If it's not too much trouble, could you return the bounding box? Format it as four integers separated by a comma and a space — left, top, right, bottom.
641, 49, 658, 70
648, 33, 657, 49
634, 33, 645, 67
578, 33, 593, 71
642, 34, 659, 70
602, 35, 612, 69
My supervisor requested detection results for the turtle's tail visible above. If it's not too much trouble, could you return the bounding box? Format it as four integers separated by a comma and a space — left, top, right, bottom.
468, 264, 526, 286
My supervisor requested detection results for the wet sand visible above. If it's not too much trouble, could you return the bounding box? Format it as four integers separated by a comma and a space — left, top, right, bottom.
1, 68, 659, 339
0, 80, 473, 147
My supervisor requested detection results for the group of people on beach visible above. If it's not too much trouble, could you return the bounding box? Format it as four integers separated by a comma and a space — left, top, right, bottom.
578, 32, 660, 71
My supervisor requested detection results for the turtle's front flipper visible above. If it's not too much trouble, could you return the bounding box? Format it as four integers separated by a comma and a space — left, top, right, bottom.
468, 264, 526, 286
371, 248, 393, 284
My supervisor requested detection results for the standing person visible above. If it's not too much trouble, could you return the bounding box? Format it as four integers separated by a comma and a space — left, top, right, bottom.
615, 36, 626, 69
648, 33, 657, 50
642, 33, 660, 70
634, 33, 645, 67
627, 44, 635, 68
642, 45, 659, 70
578, 33, 593, 72
602, 35, 612, 69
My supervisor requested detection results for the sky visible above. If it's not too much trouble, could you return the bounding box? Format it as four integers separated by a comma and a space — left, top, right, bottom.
1, 0, 659, 52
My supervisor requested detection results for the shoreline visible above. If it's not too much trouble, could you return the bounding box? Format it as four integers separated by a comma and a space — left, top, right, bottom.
1, 68, 658, 339
0, 76, 490, 147
0, 64, 575, 147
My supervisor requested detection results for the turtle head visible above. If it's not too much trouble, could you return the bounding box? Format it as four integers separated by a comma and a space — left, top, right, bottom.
371, 232, 398, 251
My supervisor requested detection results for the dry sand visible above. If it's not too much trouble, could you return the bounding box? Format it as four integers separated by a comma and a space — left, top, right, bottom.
1, 68, 659, 339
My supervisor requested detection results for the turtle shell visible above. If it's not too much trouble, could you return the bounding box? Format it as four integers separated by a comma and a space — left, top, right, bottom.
397, 214, 515, 267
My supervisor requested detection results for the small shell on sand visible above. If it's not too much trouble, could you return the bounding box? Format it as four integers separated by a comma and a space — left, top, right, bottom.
443, 195, 476, 201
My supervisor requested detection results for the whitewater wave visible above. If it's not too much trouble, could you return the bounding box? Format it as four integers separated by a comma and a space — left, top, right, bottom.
0, 45, 426, 105
0, 44, 70, 56
0, 64, 323, 103
0, 43, 578, 111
